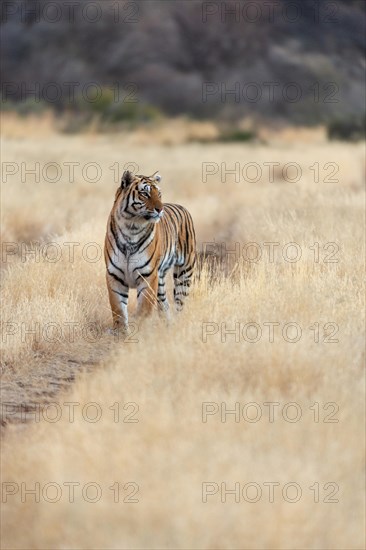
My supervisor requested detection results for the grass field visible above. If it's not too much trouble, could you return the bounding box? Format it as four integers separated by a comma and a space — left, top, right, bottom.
1, 116, 365, 549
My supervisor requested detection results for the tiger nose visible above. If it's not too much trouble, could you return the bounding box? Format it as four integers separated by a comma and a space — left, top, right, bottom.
155, 206, 163, 214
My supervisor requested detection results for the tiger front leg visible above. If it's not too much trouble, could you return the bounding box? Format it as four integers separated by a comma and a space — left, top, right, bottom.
157, 275, 171, 322
106, 271, 129, 333
136, 274, 159, 320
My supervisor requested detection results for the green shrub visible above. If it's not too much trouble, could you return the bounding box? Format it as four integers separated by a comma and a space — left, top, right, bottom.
218, 129, 256, 142
0, 98, 48, 115
75, 88, 162, 125
327, 117, 365, 142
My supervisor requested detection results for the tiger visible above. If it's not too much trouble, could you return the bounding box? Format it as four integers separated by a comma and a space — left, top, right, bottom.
104, 170, 196, 332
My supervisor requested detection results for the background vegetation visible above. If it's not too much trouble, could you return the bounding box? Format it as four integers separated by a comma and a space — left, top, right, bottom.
1, 0, 365, 128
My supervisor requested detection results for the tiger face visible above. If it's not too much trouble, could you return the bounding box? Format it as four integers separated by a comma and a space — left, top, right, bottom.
116, 170, 164, 223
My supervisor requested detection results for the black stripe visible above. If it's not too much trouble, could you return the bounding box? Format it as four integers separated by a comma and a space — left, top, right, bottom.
106, 248, 125, 278
110, 218, 127, 256
175, 279, 192, 288
112, 290, 129, 299
107, 233, 118, 256
174, 290, 189, 297
137, 269, 154, 278
124, 188, 133, 216
166, 204, 180, 230
174, 265, 193, 279
136, 226, 154, 253
160, 257, 174, 276
107, 270, 127, 288
133, 244, 157, 273
137, 287, 147, 299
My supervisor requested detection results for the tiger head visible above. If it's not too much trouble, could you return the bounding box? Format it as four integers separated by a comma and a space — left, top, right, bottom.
115, 170, 164, 224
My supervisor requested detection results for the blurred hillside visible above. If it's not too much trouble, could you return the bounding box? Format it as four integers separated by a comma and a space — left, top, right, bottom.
1, 0, 365, 126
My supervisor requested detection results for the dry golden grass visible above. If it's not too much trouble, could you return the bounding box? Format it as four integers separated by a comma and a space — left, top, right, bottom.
0, 122, 365, 549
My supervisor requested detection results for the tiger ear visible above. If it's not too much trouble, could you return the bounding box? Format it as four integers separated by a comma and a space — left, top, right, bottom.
154, 173, 161, 183
120, 170, 134, 189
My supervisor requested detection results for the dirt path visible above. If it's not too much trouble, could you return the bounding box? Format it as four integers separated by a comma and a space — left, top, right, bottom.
0, 340, 112, 434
